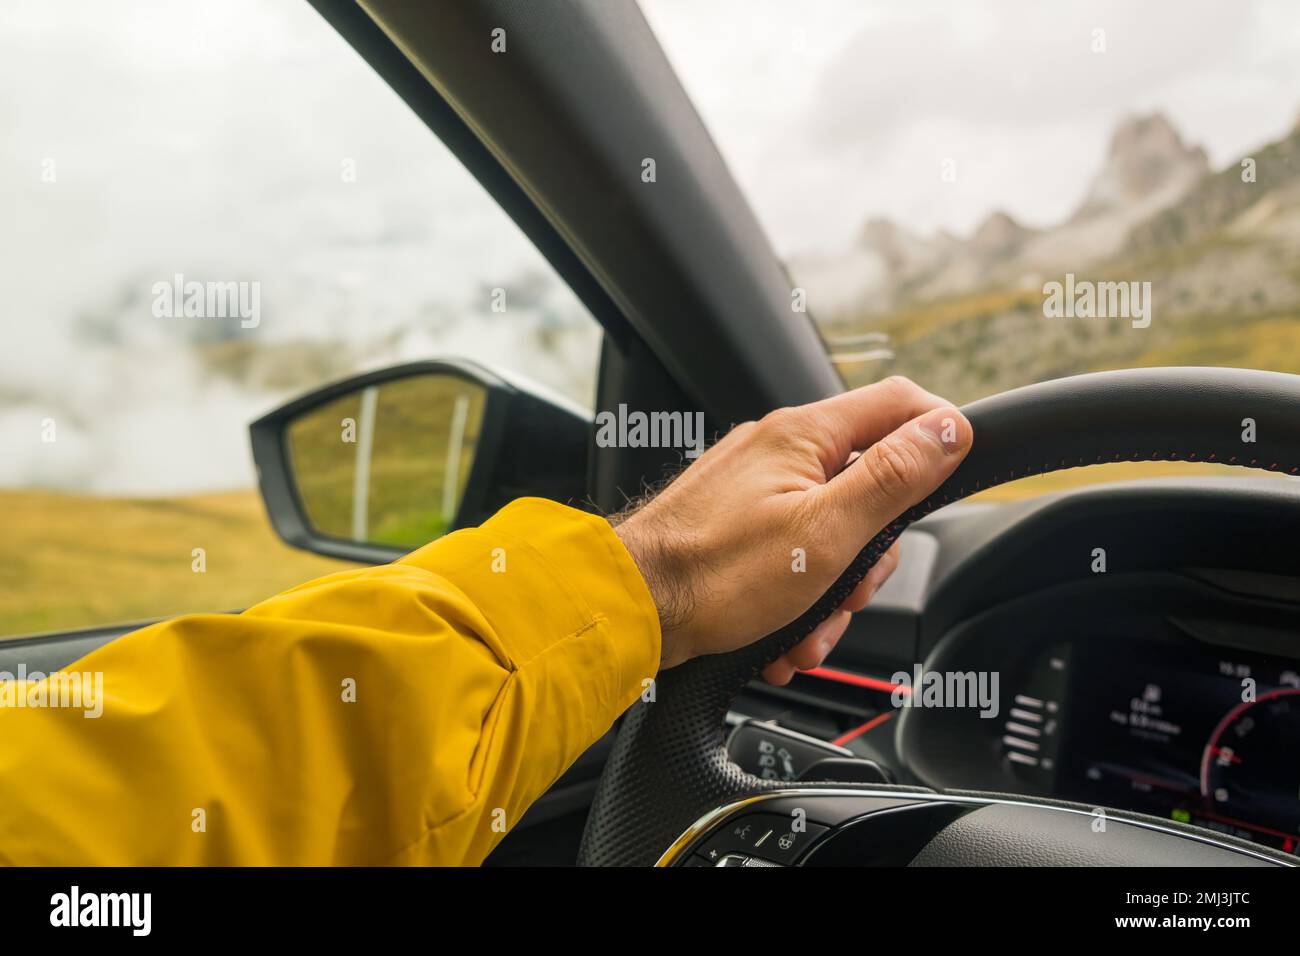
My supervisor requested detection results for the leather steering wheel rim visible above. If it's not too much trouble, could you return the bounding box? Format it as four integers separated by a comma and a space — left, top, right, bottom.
577, 367, 1300, 866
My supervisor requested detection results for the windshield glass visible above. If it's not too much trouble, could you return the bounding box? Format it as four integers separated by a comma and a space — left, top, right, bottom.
642, 0, 1300, 406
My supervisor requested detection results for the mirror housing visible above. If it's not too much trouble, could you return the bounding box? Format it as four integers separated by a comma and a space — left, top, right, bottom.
250, 358, 590, 563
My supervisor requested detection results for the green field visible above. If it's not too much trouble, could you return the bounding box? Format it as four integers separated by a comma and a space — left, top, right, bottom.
288, 374, 485, 549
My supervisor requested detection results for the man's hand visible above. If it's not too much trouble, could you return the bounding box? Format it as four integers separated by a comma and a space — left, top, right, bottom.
612, 376, 972, 682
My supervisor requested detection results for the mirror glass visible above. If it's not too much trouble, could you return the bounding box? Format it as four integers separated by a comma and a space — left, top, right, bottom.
286, 374, 488, 550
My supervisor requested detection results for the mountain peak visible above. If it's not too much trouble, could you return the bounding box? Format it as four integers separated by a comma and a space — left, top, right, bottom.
1108, 112, 1185, 158
970, 210, 1030, 252
1071, 112, 1209, 221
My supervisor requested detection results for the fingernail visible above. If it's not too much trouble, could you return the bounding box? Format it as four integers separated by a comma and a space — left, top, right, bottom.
917, 407, 963, 456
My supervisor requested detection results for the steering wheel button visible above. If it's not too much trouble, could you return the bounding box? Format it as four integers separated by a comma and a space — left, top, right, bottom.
699, 812, 828, 865
726, 720, 852, 782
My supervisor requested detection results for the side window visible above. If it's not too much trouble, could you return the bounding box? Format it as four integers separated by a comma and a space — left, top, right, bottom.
0, 1, 600, 638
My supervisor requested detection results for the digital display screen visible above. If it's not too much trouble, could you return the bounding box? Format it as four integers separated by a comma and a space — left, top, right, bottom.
1060, 637, 1300, 854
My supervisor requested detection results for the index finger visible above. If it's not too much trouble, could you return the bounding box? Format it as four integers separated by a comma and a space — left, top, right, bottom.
797, 376, 952, 476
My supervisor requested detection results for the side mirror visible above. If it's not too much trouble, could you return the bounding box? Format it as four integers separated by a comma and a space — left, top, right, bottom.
250, 358, 590, 563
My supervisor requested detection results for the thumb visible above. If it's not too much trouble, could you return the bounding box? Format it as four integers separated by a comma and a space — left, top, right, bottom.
822, 405, 972, 542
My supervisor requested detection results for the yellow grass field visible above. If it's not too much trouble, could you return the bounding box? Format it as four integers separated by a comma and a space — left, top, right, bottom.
966, 459, 1255, 502
0, 488, 357, 639
1, 460, 1272, 641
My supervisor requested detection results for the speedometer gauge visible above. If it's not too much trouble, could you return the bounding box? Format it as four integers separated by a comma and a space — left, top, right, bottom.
1200, 688, 1300, 850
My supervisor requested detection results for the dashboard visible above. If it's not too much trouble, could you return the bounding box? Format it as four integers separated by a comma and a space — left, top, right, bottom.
735, 477, 1300, 860
1019, 636, 1300, 853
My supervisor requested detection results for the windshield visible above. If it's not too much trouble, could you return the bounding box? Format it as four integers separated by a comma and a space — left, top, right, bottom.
641, 0, 1300, 407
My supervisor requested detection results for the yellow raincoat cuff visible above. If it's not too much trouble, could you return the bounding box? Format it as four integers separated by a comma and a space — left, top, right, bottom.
398, 497, 661, 722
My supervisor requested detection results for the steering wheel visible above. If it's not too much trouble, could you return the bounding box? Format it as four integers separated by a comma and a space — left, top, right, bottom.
578, 367, 1300, 867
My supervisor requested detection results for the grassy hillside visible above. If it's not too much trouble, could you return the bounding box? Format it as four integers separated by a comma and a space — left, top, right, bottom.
2, 464, 1277, 641
0, 488, 357, 639
828, 122, 1300, 406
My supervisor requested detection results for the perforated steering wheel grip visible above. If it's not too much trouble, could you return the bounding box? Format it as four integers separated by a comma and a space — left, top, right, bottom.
577, 367, 1300, 866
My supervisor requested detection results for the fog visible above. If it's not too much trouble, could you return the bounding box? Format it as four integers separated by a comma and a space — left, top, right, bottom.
0, 0, 598, 495
642, 0, 1300, 252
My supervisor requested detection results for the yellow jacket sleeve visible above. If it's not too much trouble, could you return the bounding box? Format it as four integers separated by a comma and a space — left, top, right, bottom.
0, 498, 660, 865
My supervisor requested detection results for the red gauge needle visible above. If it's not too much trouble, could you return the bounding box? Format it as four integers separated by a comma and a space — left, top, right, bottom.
1209, 746, 1242, 765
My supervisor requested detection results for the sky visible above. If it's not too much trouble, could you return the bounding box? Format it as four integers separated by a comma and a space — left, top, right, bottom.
641, 0, 1300, 255
0, 0, 598, 494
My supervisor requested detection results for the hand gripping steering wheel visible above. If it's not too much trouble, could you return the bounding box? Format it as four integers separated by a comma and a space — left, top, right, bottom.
578, 367, 1300, 867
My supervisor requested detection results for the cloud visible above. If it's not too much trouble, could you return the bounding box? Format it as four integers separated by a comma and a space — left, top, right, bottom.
643, 0, 1300, 252
806, 0, 1252, 148
0, 0, 600, 494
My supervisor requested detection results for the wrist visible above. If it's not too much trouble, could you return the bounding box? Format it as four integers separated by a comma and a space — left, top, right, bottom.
612, 512, 694, 668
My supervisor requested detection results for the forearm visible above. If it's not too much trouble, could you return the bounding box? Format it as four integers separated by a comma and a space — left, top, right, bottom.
0, 499, 659, 865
